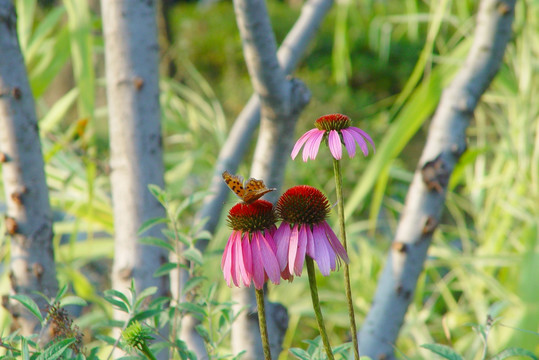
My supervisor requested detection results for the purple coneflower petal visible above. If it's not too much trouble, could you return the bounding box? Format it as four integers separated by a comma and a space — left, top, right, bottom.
312, 225, 331, 276
234, 234, 248, 286
221, 232, 235, 287
349, 127, 375, 155
302, 130, 325, 161
295, 224, 308, 276
305, 224, 315, 258
256, 232, 280, 285
288, 224, 300, 275
275, 223, 291, 271
341, 129, 356, 158
250, 235, 266, 289
328, 130, 342, 160
323, 221, 349, 263
291, 129, 319, 160
241, 233, 253, 286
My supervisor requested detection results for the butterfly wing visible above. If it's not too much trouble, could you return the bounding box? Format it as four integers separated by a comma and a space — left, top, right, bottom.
243, 178, 276, 204
222, 171, 245, 200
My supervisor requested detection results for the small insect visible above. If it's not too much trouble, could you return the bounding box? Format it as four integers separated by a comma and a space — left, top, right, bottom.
222, 171, 276, 204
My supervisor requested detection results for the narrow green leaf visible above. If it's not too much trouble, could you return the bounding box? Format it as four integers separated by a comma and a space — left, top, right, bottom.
148, 184, 167, 205
134, 287, 158, 309
138, 236, 174, 253
137, 217, 168, 235
59, 295, 88, 308
53, 284, 69, 305
183, 247, 204, 266
36, 338, 76, 360
10, 295, 43, 322
420, 344, 463, 360
490, 347, 538, 360
183, 276, 206, 295
132, 309, 163, 322
289, 348, 311, 360
21, 337, 30, 360
177, 302, 207, 317
153, 262, 180, 277
175, 191, 211, 219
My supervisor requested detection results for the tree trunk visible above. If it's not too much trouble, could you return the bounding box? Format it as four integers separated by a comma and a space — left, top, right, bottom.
100, 0, 168, 357
0, 0, 58, 334
358, 0, 516, 358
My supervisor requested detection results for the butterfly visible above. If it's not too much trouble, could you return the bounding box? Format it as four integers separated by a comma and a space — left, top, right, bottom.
222, 171, 276, 204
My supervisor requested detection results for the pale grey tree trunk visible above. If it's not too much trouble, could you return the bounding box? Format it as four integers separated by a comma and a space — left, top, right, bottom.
0, 0, 58, 334
358, 0, 515, 358
230, 0, 311, 359
100, 0, 168, 358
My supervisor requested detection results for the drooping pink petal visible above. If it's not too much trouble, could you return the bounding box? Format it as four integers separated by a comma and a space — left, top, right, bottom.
250, 235, 266, 289
305, 224, 315, 258
323, 221, 349, 264
221, 232, 235, 287
275, 223, 292, 271
280, 266, 293, 281
349, 127, 375, 155
303, 130, 325, 161
287, 224, 300, 275
328, 130, 342, 160
256, 232, 281, 285
294, 224, 308, 276
241, 233, 253, 286
341, 129, 357, 158
234, 233, 248, 286
312, 225, 331, 276
229, 233, 239, 286
291, 129, 319, 160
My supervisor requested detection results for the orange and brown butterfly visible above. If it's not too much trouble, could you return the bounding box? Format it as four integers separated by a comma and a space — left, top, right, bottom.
222, 171, 276, 204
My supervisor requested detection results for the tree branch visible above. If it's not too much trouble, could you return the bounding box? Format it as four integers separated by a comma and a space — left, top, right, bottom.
358, 0, 516, 358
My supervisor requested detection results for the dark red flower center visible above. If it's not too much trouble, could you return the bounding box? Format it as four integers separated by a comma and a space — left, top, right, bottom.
227, 200, 276, 232
276, 186, 330, 225
314, 113, 351, 131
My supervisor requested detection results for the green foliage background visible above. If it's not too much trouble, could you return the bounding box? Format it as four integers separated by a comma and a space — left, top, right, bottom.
0, 0, 537, 358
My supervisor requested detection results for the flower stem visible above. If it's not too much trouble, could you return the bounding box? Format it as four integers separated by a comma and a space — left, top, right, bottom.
333, 158, 360, 360
140, 343, 158, 360
306, 256, 335, 360
255, 288, 272, 360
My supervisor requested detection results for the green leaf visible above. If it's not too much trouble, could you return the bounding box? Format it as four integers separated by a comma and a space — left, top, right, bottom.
153, 262, 181, 277
177, 302, 207, 317
137, 217, 168, 235
183, 276, 206, 294
59, 295, 88, 308
132, 309, 163, 322
289, 348, 311, 360
183, 247, 204, 266
36, 338, 76, 360
21, 337, 30, 360
194, 324, 210, 342
420, 344, 463, 360
134, 287, 158, 309
490, 347, 538, 360
40, 88, 79, 132
103, 290, 130, 313
148, 184, 167, 206
10, 295, 43, 322
174, 191, 211, 219
138, 236, 175, 253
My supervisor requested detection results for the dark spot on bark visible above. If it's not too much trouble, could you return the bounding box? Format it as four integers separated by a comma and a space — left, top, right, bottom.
497, 2, 511, 15
11, 191, 23, 206
133, 77, 144, 90
392, 241, 407, 253
5, 217, 18, 234
119, 267, 133, 280
422, 216, 439, 235
378, 353, 388, 360
396, 284, 403, 295
451, 142, 467, 157
421, 154, 449, 193
33, 263, 44, 280
12, 87, 22, 99
1, 294, 9, 309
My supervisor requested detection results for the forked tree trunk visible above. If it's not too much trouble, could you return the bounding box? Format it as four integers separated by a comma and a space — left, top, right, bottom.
100, 0, 168, 357
0, 0, 58, 334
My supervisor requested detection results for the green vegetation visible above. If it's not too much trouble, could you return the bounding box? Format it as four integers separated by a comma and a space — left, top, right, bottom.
1, 0, 538, 359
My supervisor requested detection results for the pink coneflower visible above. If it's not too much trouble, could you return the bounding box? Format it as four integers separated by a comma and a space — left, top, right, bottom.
274, 186, 349, 277
221, 200, 281, 289
291, 113, 375, 161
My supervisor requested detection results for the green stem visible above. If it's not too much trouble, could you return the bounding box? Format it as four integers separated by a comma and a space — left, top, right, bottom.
306, 257, 335, 360
333, 158, 360, 360
140, 343, 158, 360
255, 288, 272, 360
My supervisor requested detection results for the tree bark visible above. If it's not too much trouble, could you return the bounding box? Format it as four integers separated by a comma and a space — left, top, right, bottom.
100, 0, 168, 357
0, 0, 58, 334
358, 0, 515, 358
